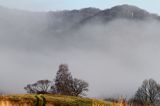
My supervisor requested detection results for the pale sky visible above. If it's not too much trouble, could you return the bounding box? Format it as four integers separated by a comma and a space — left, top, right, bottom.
0, 0, 160, 14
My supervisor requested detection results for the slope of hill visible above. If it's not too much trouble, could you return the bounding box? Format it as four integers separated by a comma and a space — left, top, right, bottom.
79, 4, 160, 25
0, 4, 159, 41
46, 4, 160, 32
0, 4, 159, 35
47, 7, 101, 32
0, 94, 112, 106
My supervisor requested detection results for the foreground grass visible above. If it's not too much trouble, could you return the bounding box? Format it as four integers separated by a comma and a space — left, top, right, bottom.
0, 94, 112, 106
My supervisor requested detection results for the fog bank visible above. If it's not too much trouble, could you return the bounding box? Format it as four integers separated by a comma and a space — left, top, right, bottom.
0, 8, 160, 98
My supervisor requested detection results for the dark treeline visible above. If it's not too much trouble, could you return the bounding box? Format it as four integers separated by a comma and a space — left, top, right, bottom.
24, 64, 89, 96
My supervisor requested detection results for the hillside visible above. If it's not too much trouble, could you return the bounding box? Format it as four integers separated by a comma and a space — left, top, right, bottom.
0, 94, 113, 106
0, 4, 159, 37
0, 4, 159, 49
79, 4, 160, 25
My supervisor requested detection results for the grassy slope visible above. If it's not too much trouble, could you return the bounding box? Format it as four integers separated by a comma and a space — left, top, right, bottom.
0, 94, 112, 106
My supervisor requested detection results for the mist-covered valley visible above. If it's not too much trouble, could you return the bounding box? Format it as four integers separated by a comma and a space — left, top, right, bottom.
0, 4, 160, 98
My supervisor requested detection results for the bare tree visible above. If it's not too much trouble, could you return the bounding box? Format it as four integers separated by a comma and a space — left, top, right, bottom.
54, 64, 89, 96
133, 79, 160, 105
24, 84, 36, 93
24, 64, 89, 96
24, 80, 51, 94
71, 78, 88, 96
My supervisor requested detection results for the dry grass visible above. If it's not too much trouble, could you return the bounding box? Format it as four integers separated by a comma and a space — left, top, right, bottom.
0, 94, 112, 106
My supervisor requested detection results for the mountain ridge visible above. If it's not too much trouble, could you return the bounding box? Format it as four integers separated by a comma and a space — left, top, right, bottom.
0, 4, 159, 37
0, 4, 159, 29
78, 4, 160, 25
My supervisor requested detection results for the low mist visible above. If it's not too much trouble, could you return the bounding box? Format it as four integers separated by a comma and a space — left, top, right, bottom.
0, 7, 160, 98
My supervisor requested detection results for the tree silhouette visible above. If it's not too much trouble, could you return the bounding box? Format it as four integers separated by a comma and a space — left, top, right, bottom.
24, 80, 51, 94
54, 64, 89, 96
133, 79, 160, 105
54, 64, 74, 95
25, 64, 89, 96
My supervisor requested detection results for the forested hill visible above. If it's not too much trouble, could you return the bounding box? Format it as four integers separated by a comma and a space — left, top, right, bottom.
0, 4, 159, 34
